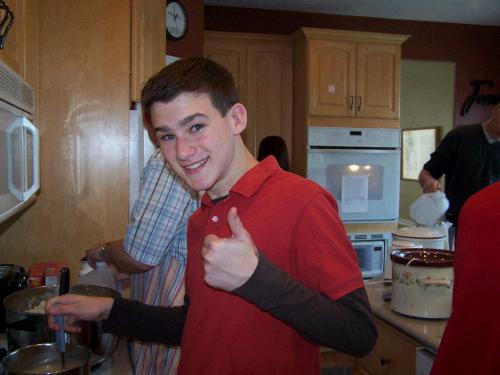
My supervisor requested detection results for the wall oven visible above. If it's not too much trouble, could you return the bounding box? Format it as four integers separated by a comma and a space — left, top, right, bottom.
0, 60, 38, 224
307, 127, 401, 222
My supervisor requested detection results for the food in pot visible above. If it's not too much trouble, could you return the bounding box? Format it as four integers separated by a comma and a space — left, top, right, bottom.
24, 299, 47, 314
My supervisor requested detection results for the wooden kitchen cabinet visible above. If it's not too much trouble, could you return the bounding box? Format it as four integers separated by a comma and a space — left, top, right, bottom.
356, 318, 419, 375
0, 0, 26, 76
0, 0, 165, 279
130, 0, 165, 102
294, 27, 409, 129
204, 31, 293, 159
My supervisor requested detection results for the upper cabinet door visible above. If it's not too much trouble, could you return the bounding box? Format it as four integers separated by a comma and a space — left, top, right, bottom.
0, 0, 25, 77
203, 38, 248, 104
130, 0, 166, 102
246, 42, 293, 156
309, 39, 356, 118
356, 43, 400, 119
204, 32, 293, 158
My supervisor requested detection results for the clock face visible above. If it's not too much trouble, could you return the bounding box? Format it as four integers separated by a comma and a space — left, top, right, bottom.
166, 1, 188, 40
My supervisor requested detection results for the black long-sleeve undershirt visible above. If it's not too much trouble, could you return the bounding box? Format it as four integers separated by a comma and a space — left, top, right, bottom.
102, 253, 377, 357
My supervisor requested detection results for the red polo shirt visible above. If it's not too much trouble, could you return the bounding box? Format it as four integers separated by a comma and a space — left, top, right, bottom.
178, 157, 363, 374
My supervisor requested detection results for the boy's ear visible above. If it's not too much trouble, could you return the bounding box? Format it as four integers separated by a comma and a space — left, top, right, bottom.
230, 103, 247, 135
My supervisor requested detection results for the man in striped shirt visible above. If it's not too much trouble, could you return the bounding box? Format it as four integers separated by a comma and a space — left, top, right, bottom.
87, 148, 198, 374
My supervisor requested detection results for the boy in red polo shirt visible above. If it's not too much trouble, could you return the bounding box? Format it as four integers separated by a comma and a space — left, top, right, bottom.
48, 57, 377, 374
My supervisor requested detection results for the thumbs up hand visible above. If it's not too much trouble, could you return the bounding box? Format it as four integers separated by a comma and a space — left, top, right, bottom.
202, 207, 259, 291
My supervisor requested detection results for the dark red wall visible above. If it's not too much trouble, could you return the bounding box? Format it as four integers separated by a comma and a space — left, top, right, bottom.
167, 0, 204, 58
205, 6, 500, 126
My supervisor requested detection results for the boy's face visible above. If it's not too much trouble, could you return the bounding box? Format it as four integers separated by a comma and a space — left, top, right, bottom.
151, 92, 247, 198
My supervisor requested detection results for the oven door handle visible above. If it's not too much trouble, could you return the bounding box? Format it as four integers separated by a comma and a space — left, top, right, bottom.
308, 148, 400, 154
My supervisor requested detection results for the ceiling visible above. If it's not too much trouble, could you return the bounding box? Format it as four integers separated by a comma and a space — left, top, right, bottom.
204, 0, 500, 26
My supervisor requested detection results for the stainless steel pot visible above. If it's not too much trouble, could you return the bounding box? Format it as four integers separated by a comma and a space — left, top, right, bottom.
3, 286, 58, 352
2, 343, 90, 374
3, 285, 119, 358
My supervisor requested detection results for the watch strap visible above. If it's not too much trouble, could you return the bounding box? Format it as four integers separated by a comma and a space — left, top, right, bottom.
97, 242, 110, 259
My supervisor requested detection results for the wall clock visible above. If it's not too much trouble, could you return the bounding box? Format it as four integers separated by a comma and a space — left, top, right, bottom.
166, 1, 188, 40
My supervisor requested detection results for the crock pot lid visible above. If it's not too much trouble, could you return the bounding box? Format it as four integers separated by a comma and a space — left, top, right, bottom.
390, 248, 454, 267
392, 226, 445, 239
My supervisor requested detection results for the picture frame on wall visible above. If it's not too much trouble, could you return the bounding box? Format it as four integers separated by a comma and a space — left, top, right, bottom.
402, 127, 440, 180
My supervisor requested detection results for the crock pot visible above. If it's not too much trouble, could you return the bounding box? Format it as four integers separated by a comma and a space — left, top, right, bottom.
384, 240, 422, 280
390, 248, 454, 319
392, 226, 446, 249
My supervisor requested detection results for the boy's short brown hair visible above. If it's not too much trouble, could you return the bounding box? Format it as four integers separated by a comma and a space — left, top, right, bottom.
141, 57, 239, 128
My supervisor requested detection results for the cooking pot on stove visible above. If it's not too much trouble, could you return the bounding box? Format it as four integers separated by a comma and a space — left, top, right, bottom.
2, 342, 90, 374
391, 248, 454, 319
0, 264, 28, 333
3, 286, 58, 352
3, 285, 119, 358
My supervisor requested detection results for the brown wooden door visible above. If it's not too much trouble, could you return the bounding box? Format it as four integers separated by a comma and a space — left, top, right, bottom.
204, 32, 293, 159
308, 39, 356, 118
204, 37, 248, 104
356, 42, 400, 119
246, 41, 293, 157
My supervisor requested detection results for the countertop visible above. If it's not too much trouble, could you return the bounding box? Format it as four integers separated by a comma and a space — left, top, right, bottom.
364, 279, 448, 352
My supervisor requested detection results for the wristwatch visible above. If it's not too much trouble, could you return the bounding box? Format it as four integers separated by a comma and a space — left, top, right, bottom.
97, 242, 110, 259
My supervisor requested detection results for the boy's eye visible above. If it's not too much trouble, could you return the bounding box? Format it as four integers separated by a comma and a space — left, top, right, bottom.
160, 134, 176, 142
191, 123, 204, 133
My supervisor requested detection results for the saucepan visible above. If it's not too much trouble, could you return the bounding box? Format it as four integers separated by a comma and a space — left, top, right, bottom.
2, 343, 90, 374
3, 285, 119, 357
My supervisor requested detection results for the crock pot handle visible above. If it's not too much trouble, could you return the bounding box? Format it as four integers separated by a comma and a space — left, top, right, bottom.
417, 277, 451, 288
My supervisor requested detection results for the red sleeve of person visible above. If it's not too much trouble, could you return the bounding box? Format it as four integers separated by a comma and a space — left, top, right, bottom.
430, 182, 500, 375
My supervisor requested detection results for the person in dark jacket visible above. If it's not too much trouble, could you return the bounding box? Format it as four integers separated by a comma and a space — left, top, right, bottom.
418, 102, 500, 248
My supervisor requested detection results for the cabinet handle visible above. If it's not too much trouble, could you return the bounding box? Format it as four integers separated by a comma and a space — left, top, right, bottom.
349, 96, 354, 112
380, 357, 391, 366
357, 96, 362, 111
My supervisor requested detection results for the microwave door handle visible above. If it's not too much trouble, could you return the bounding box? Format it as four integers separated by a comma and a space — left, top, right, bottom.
21, 117, 40, 199
6, 118, 24, 200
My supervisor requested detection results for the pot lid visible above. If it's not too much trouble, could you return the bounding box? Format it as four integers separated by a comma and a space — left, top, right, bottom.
390, 248, 454, 267
390, 240, 423, 248
392, 226, 445, 239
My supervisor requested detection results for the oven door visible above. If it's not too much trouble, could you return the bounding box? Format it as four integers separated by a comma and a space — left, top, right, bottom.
307, 148, 400, 222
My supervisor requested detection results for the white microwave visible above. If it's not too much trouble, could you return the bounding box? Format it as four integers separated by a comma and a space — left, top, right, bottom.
348, 232, 391, 279
0, 60, 39, 224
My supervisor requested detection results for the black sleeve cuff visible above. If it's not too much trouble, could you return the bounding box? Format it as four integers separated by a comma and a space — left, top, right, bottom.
102, 296, 187, 345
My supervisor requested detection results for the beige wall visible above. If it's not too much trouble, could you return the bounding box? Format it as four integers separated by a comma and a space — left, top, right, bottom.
399, 60, 455, 221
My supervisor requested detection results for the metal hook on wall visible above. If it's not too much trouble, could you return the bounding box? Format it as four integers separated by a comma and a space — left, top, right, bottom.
0, 0, 15, 50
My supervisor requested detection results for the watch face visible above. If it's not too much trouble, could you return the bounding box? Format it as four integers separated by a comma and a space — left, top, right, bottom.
166, 1, 188, 40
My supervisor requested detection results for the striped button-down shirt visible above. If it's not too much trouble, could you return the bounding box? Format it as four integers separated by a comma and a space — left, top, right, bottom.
125, 149, 198, 375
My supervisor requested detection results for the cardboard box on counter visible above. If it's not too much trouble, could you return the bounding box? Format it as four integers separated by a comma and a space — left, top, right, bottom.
28, 262, 68, 287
